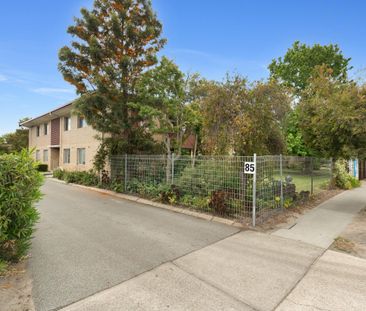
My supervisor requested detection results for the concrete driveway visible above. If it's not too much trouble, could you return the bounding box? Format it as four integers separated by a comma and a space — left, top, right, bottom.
29, 180, 239, 311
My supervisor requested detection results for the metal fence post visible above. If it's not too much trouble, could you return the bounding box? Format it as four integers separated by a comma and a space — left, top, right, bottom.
124, 154, 128, 192
280, 154, 284, 208
171, 153, 175, 185
252, 153, 257, 227
310, 157, 314, 195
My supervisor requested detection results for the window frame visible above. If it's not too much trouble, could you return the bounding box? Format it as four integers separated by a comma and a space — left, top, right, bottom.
36, 126, 40, 137
63, 148, 71, 164
43, 149, 49, 162
77, 116, 86, 128
36, 150, 41, 161
44, 123, 48, 135
77, 148, 86, 165
64, 116, 71, 131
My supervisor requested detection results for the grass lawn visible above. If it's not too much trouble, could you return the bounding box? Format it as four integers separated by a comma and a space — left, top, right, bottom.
278, 169, 331, 193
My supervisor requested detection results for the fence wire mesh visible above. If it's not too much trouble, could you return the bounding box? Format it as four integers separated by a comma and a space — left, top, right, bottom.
109, 154, 332, 225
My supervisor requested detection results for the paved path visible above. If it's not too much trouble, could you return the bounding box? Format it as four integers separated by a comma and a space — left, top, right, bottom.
31, 180, 366, 311
29, 180, 239, 311
273, 183, 366, 247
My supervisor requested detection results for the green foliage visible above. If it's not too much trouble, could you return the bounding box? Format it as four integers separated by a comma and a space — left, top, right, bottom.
180, 194, 210, 210
126, 179, 180, 204
36, 164, 48, 172
0, 129, 29, 155
0, 150, 43, 262
176, 160, 241, 195
136, 57, 199, 156
0, 259, 7, 274
65, 171, 99, 186
53, 169, 99, 187
53, 168, 65, 180
59, 0, 166, 164
198, 75, 290, 155
299, 66, 366, 159
285, 109, 312, 156
269, 41, 351, 94
109, 179, 124, 193
334, 160, 361, 190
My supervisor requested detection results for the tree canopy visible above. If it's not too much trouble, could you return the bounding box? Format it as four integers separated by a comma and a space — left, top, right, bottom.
299, 66, 366, 159
269, 41, 351, 95
0, 129, 29, 154
198, 75, 291, 155
136, 57, 200, 156
59, 0, 166, 159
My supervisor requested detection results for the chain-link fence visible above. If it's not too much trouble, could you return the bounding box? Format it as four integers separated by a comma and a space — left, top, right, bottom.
109, 154, 332, 225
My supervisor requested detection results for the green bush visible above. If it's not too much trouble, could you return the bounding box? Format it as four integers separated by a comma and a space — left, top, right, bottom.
176, 160, 241, 196
64, 170, 99, 186
52, 169, 99, 186
0, 259, 7, 274
180, 194, 210, 210
334, 160, 361, 190
0, 150, 43, 262
126, 179, 180, 203
53, 168, 65, 180
37, 164, 48, 172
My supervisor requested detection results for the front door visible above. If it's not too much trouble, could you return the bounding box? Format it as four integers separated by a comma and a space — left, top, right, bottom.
50, 148, 60, 171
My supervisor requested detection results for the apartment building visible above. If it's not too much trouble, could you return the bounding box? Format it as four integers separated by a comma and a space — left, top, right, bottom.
22, 102, 196, 171
22, 102, 100, 171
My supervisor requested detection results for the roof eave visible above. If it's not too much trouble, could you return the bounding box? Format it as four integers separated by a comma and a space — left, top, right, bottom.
20, 101, 76, 128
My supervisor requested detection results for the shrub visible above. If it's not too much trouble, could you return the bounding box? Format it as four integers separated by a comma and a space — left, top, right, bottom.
53, 168, 65, 180
176, 160, 241, 196
180, 194, 210, 210
64, 170, 99, 186
159, 184, 181, 204
0, 150, 43, 262
209, 190, 229, 215
37, 164, 48, 172
0, 259, 7, 274
334, 160, 361, 190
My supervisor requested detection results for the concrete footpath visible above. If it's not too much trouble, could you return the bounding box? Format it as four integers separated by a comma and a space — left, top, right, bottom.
273, 184, 366, 248
61, 184, 366, 311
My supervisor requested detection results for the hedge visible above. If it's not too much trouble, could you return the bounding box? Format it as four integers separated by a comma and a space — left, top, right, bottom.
0, 150, 43, 262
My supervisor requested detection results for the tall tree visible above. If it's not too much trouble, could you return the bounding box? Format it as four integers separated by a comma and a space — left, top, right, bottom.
0, 119, 29, 154
199, 75, 246, 155
299, 66, 366, 160
285, 109, 312, 156
136, 57, 201, 180
199, 75, 291, 155
58, 0, 166, 166
269, 41, 351, 95
234, 81, 291, 155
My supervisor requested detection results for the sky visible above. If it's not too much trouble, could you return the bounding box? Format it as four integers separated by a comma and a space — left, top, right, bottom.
1, 0, 366, 135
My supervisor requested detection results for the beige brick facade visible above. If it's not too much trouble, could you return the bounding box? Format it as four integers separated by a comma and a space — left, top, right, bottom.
25, 103, 100, 171
23, 102, 196, 172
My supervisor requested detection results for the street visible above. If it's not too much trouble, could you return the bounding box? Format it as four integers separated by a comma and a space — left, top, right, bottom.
29, 180, 239, 311
29, 180, 366, 311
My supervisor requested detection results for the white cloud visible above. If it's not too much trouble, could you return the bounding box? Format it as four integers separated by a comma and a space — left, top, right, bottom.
32, 87, 75, 95
0, 74, 7, 81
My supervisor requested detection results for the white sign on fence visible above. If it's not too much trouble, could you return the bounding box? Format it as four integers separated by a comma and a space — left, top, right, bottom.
244, 162, 256, 174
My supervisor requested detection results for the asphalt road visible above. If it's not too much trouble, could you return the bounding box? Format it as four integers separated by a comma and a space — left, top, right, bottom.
29, 179, 239, 311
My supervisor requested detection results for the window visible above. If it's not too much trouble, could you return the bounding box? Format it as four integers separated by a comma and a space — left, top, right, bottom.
77, 116, 87, 128
36, 150, 41, 161
63, 149, 71, 164
77, 148, 86, 165
36, 126, 40, 137
43, 149, 49, 162
64, 117, 71, 131
44, 123, 48, 135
